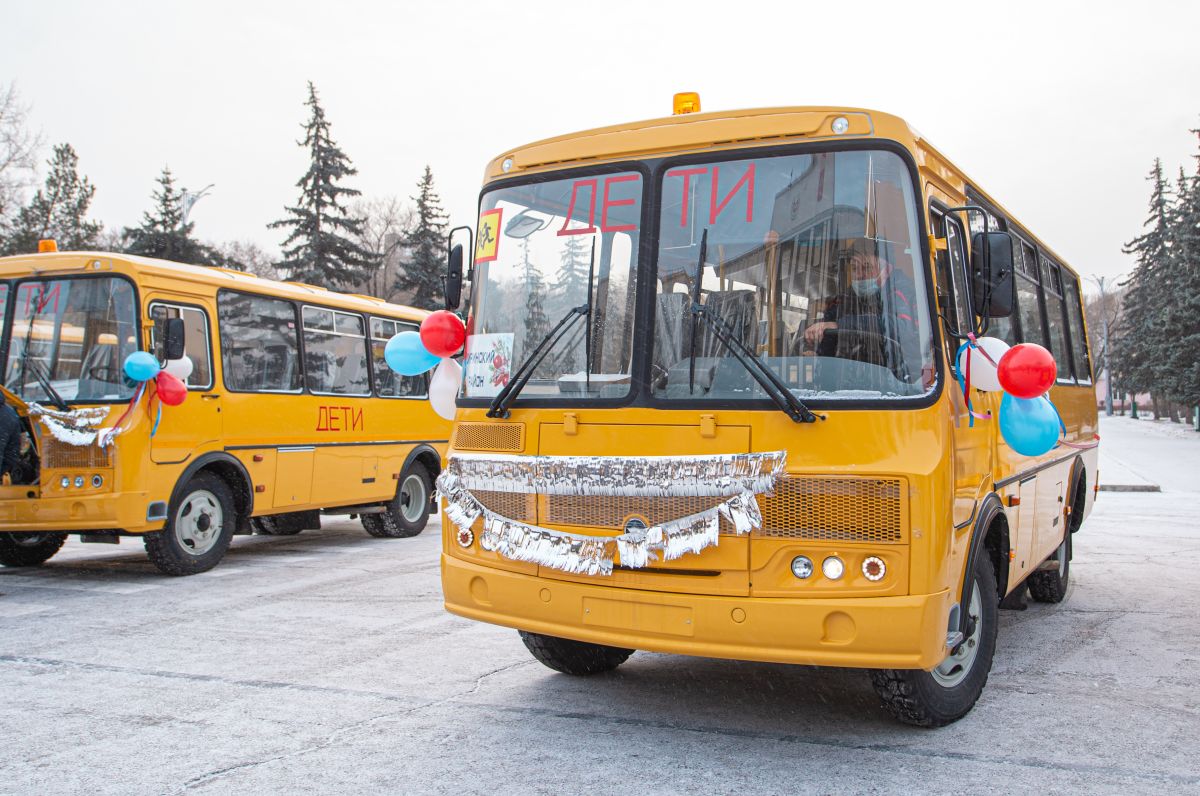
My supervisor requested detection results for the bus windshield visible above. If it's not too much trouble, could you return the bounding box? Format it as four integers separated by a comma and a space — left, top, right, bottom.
465, 171, 642, 400
4, 277, 139, 403
654, 149, 935, 401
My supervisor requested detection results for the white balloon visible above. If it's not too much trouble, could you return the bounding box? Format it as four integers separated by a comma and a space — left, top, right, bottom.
956, 336, 1010, 392
428, 358, 462, 420
163, 356, 194, 382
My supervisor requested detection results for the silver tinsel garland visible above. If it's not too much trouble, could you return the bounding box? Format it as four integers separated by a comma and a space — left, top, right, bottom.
28, 403, 110, 447
437, 451, 786, 576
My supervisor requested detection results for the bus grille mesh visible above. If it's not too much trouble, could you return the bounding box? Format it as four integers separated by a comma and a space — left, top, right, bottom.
472, 490, 536, 523
544, 494, 731, 531
452, 422, 524, 452
757, 477, 904, 542
38, 433, 113, 470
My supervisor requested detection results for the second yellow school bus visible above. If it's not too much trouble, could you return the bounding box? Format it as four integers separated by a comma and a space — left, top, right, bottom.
438, 100, 1098, 726
0, 251, 449, 575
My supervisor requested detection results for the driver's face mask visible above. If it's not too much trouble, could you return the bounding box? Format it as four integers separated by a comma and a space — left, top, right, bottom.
851, 279, 881, 297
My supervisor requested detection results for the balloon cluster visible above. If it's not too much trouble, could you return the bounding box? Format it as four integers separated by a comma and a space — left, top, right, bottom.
122, 351, 191, 407
955, 337, 1062, 456
383, 310, 465, 420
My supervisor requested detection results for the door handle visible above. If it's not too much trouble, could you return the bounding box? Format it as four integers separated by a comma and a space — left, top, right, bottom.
201, 394, 222, 400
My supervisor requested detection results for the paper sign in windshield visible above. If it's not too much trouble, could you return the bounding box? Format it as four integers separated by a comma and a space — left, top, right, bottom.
463, 333, 513, 397
476, 208, 503, 263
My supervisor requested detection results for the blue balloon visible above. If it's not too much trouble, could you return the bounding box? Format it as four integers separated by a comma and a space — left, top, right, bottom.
123, 351, 161, 382
384, 331, 439, 376
999, 393, 1060, 456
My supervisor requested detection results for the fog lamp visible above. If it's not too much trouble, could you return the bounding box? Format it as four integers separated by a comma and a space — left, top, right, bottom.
822, 556, 845, 580
91, 475, 103, 488
790, 555, 814, 579
862, 556, 886, 582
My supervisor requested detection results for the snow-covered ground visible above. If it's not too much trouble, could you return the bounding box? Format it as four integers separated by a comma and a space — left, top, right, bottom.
0, 419, 1197, 794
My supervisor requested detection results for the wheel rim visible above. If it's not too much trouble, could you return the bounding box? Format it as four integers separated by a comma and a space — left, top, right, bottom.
932, 579, 983, 688
174, 489, 223, 556
11, 532, 50, 548
398, 474, 427, 524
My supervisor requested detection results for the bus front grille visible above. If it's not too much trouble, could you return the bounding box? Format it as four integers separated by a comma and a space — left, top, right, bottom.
544, 494, 731, 531
452, 422, 525, 452
472, 490, 536, 523
757, 476, 905, 543
37, 433, 113, 470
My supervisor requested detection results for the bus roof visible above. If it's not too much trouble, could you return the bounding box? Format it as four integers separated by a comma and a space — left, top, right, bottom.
483, 104, 1079, 279
0, 251, 431, 322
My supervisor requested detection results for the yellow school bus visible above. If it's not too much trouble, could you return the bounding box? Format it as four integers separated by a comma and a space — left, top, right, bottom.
438, 99, 1098, 726
0, 251, 448, 575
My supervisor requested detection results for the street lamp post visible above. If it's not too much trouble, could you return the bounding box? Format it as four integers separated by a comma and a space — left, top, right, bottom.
180, 183, 214, 229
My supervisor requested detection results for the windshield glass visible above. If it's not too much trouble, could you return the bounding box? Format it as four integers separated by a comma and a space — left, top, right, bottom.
4, 277, 139, 403
653, 149, 934, 401
464, 171, 642, 400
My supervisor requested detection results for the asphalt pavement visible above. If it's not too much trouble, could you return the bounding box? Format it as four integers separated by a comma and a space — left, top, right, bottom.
1, 415, 1197, 795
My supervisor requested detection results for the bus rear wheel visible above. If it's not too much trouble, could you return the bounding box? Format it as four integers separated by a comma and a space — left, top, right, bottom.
362, 463, 431, 538
0, 532, 67, 567
519, 631, 634, 675
870, 552, 998, 727
1027, 534, 1070, 603
145, 472, 235, 576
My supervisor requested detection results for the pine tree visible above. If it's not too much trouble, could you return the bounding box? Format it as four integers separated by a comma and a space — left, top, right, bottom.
519, 238, 553, 377
123, 167, 216, 264
555, 234, 591, 311
2, 143, 101, 255
394, 165, 448, 310
270, 82, 373, 287
1165, 134, 1200, 407
1114, 159, 1173, 398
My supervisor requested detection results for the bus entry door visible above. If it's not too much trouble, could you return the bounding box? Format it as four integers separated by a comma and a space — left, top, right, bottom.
150, 389, 223, 464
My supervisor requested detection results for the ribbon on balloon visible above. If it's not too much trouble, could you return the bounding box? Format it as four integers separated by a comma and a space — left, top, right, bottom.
96, 351, 190, 446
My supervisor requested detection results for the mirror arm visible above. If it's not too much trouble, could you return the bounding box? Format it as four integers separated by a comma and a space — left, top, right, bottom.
448, 225, 474, 281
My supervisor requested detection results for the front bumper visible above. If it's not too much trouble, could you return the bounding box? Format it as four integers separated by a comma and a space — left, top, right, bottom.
0, 490, 159, 533
443, 554, 953, 670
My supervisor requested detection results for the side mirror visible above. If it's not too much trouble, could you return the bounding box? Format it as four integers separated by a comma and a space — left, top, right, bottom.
445, 243, 464, 310
156, 317, 186, 361
971, 232, 1014, 318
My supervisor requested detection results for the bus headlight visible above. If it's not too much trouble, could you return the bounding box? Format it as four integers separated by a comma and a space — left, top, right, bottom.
822, 556, 845, 580
790, 555, 814, 579
73, 476, 84, 488
91, 475, 103, 488
60, 476, 70, 489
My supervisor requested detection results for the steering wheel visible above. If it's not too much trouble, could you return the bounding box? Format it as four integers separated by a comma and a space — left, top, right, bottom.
85, 365, 119, 383
821, 327, 911, 377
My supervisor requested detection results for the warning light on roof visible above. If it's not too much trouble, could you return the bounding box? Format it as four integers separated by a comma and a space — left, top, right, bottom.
673, 92, 701, 115
37, 239, 58, 253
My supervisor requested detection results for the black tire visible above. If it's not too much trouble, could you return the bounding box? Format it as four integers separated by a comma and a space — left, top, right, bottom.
0, 532, 67, 567
251, 516, 302, 536
1027, 533, 1070, 603
144, 472, 235, 576
519, 631, 634, 675
362, 463, 431, 538
870, 552, 999, 727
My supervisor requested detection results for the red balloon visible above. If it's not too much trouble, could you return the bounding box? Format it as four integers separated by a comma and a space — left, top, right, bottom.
420, 310, 466, 358
155, 371, 188, 406
997, 343, 1057, 399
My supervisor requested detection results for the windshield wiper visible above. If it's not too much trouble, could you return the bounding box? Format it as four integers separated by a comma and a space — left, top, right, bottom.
15, 286, 69, 411
685, 229, 820, 424
27, 358, 69, 412
487, 305, 589, 419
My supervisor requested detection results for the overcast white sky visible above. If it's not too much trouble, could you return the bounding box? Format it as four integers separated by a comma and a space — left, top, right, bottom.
3, 0, 1198, 289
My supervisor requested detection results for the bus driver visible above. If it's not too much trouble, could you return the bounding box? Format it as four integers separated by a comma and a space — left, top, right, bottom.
801, 236, 920, 384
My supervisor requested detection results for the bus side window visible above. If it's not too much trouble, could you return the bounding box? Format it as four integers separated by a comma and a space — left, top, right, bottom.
1039, 254, 1075, 382
149, 303, 213, 389
302, 307, 370, 396
217, 292, 301, 393
369, 317, 428, 398
1013, 240, 1048, 349
1062, 273, 1092, 382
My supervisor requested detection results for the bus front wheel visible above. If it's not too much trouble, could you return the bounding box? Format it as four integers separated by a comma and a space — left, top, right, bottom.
145, 472, 235, 576
519, 631, 634, 675
362, 463, 431, 538
870, 552, 999, 727
0, 532, 67, 567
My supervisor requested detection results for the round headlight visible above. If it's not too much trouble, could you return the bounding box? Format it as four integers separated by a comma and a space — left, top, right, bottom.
862, 556, 886, 581
790, 555, 814, 579
822, 556, 845, 580
60, 476, 70, 489
73, 476, 84, 488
